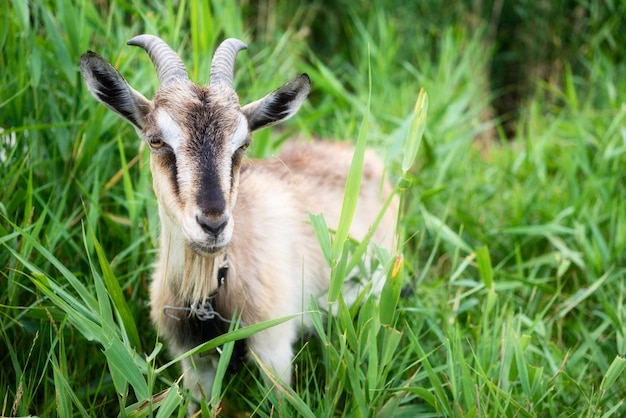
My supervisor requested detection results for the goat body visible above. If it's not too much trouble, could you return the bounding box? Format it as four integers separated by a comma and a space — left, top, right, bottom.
80, 35, 397, 404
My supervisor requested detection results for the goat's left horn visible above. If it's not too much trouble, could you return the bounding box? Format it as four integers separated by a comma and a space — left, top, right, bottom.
128, 34, 189, 86
209, 38, 247, 87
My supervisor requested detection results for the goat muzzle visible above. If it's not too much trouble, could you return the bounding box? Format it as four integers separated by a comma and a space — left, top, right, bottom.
196, 212, 229, 238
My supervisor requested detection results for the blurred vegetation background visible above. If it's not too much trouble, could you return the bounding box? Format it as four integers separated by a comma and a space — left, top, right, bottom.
1, 0, 625, 416
247, 0, 626, 135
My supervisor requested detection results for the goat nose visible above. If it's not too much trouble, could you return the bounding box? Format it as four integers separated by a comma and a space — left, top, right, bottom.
196, 213, 228, 236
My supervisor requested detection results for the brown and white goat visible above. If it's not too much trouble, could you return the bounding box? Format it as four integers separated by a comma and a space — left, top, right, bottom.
80, 35, 397, 403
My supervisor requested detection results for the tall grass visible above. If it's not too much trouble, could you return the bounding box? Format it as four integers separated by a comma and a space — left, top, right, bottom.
1, 0, 625, 416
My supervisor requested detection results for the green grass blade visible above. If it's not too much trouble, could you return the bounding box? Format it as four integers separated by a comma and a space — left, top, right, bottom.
209, 319, 240, 408
475, 245, 493, 290
599, 355, 626, 401
402, 88, 428, 172
88, 225, 141, 349
157, 313, 302, 373
379, 254, 403, 326
328, 47, 372, 302
406, 326, 452, 416
420, 206, 473, 254
309, 213, 332, 265
154, 386, 184, 418
104, 338, 149, 401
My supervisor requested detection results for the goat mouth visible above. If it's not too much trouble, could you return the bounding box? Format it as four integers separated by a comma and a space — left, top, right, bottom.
188, 241, 226, 256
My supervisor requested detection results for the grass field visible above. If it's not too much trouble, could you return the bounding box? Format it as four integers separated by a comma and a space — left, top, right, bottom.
1, 1, 625, 416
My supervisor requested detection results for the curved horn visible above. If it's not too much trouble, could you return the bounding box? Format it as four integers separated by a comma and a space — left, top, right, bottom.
209, 38, 247, 87
127, 34, 188, 86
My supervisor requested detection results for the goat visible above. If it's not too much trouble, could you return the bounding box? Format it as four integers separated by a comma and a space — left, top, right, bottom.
80, 34, 398, 406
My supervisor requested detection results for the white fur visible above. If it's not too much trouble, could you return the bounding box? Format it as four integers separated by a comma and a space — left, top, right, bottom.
228, 114, 249, 154
156, 108, 185, 150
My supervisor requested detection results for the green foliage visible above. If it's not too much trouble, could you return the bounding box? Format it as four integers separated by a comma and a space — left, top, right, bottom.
1, 0, 625, 416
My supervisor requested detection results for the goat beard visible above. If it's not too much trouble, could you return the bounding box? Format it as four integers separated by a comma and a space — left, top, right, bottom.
179, 245, 222, 304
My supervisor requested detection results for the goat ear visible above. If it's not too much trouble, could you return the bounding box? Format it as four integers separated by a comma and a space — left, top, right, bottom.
241, 73, 311, 132
80, 51, 151, 130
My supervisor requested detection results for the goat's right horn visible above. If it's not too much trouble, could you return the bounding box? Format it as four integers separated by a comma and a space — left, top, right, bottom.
128, 34, 189, 86
209, 38, 247, 87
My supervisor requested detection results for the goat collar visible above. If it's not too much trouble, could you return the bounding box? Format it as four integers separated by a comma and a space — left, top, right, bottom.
162, 253, 230, 323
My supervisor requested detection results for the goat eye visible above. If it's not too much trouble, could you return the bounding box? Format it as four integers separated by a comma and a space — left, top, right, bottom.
149, 137, 165, 148
239, 142, 249, 151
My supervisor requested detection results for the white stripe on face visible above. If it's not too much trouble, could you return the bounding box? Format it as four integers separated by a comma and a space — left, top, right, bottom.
155, 108, 192, 187
156, 108, 185, 151
228, 114, 249, 154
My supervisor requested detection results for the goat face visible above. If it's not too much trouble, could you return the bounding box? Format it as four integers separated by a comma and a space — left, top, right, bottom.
145, 83, 248, 253
80, 35, 310, 254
